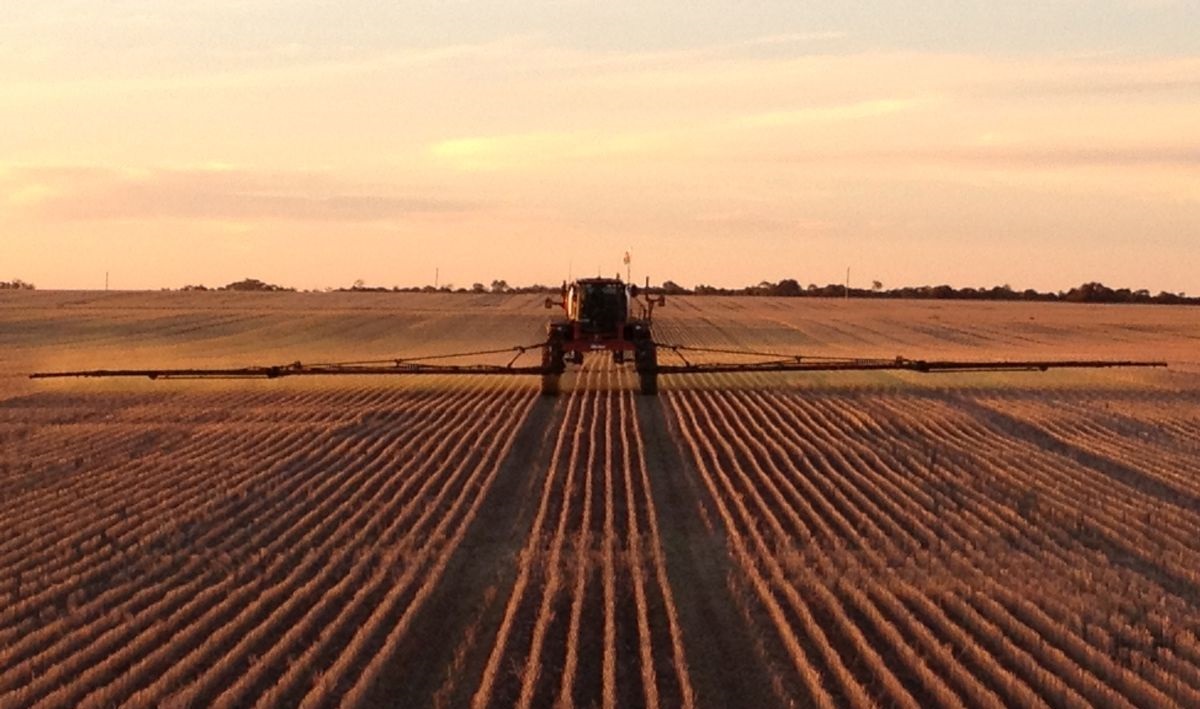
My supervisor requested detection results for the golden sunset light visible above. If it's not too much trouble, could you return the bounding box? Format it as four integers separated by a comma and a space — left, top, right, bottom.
6, 5, 1200, 707
2, 3, 1196, 291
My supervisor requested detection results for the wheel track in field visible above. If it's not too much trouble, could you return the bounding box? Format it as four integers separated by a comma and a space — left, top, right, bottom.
668, 391, 855, 708
472, 364, 592, 708
7, 370, 1200, 708
141, 389, 500, 706
141, 388, 511, 705
176, 384, 527, 708
467, 361, 697, 709
1, 383, 525, 705
291, 387, 537, 709
349, 385, 563, 707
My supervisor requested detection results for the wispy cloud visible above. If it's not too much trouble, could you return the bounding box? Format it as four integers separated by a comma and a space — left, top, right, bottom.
427, 130, 676, 171
898, 145, 1200, 168
758, 144, 1200, 168
2, 165, 477, 222
738, 98, 926, 127
0, 35, 540, 102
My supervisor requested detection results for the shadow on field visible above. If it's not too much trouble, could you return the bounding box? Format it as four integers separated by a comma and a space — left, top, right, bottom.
951, 394, 1200, 603
359, 393, 564, 708
952, 395, 1200, 515
636, 395, 780, 709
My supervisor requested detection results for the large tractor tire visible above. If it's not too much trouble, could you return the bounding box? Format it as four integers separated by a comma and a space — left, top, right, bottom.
541, 338, 565, 396
635, 340, 658, 396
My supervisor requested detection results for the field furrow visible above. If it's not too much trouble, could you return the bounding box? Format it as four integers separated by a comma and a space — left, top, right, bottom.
4, 293, 1198, 709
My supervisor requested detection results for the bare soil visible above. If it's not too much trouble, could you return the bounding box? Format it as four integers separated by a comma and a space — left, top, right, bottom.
2, 291, 1198, 708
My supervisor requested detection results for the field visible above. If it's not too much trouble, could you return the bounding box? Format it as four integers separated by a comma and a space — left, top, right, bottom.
2, 290, 1199, 708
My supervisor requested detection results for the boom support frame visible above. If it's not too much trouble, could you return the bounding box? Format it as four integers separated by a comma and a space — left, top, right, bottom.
29, 340, 1167, 383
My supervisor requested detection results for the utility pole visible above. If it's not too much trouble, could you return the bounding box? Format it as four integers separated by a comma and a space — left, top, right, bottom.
105, 271, 109, 291
845, 267, 850, 301
434, 267, 439, 289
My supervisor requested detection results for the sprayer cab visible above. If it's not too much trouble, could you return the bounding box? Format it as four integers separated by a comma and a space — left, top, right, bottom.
541, 277, 664, 395
568, 279, 629, 332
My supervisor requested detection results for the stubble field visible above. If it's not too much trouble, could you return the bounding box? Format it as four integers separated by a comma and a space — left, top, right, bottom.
2, 290, 1199, 708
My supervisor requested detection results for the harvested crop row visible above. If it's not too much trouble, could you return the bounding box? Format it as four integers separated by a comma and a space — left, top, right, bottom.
974, 394, 1200, 497
0, 379, 536, 707
472, 365, 693, 709
786, 391, 1200, 706
665, 387, 1200, 708
863, 394, 1200, 704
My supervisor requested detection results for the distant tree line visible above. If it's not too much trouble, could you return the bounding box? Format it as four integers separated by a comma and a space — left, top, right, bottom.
164, 277, 1196, 305
178, 278, 295, 292
333, 278, 551, 294
1, 279, 35, 290
673, 279, 1196, 305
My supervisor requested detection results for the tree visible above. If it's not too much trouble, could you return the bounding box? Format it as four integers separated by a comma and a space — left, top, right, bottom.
1064, 282, 1114, 303
221, 278, 292, 292
490, 279, 510, 293
872, 280, 883, 292
772, 278, 802, 297
471, 283, 486, 293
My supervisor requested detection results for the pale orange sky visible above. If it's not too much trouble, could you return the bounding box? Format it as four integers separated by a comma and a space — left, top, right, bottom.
2, 3, 1198, 292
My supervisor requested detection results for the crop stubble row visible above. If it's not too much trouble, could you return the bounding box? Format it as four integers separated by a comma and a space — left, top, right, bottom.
666, 386, 1200, 708
4, 366, 1199, 708
0, 380, 536, 707
470, 364, 693, 709
1, 369, 695, 709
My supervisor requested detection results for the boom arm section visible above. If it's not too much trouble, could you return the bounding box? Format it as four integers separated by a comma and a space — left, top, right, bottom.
28, 363, 548, 380
28, 340, 1167, 381
29, 343, 547, 380
650, 343, 1167, 375
653, 358, 1167, 375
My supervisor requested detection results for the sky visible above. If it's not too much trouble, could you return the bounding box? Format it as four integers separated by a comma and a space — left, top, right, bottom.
2, 1, 1198, 293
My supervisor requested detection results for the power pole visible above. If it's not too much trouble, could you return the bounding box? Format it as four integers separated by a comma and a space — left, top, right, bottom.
105, 271, 109, 291
845, 267, 850, 301
434, 267, 439, 289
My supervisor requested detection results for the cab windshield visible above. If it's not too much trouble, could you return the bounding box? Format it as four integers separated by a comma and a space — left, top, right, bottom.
579, 283, 627, 333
